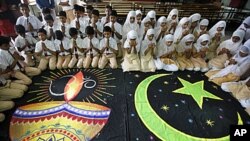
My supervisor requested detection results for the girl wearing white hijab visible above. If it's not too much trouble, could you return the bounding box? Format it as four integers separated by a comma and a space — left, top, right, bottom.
140, 28, 157, 72
237, 16, 250, 41
209, 30, 245, 69
140, 17, 152, 42
176, 34, 195, 71
121, 30, 141, 72
136, 10, 143, 28
206, 40, 250, 86
194, 19, 209, 41
123, 11, 139, 41
155, 16, 169, 42
146, 10, 156, 28
191, 34, 210, 72
173, 17, 190, 44
189, 13, 201, 34
207, 20, 226, 60
167, 9, 179, 34
154, 34, 178, 71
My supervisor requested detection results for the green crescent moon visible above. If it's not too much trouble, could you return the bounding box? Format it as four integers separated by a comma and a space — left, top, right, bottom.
134, 74, 243, 141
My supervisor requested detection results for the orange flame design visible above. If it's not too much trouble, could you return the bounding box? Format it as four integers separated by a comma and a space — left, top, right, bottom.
64, 71, 84, 101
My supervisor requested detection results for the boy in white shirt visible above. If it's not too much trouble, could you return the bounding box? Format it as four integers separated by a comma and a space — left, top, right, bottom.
16, 3, 43, 37
70, 4, 87, 39
54, 30, 72, 69
57, 11, 71, 38
68, 27, 85, 68
44, 15, 57, 41
90, 9, 103, 40
14, 24, 37, 67
0, 36, 40, 85
105, 10, 123, 57
82, 26, 100, 68
98, 26, 118, 69
35, 28, 57, 71
57, 0, 77, 23
101, 5, 112, 25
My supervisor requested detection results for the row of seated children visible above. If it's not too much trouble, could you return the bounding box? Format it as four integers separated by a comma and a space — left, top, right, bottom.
0, 36, 41, 122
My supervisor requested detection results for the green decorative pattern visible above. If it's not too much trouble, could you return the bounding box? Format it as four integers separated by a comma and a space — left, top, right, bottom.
173, 77, 222, 109
134, 74, 242, 141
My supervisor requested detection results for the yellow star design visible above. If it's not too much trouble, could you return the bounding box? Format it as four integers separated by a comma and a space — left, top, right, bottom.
173, 78, 222, 109
206, 119, 215, 127
161, 105, 169, 112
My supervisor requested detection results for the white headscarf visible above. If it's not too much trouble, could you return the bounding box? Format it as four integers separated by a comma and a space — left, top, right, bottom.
157, 34, 175, 57
177, 34, 194, 53
156, 16, 168, 28
211, 42, 250, 79
145, 28, 156, 43
167, 9, 179, 23
124, 10, 136, 25
146, 10, 156, 20
136, 10, 142, 16
123, 11, 139, 38
189, 13, 201, 32
189, 13, 201, 23
142, 16, 151, 24
238, 16, 250, 41
209, 21, 226, 38
173, 17, 190, 43
194, 34, 210, 52
197, 19, 209, 33
216, 30, 245, 55
124, 30, 140, 52
140, 28, 156, 55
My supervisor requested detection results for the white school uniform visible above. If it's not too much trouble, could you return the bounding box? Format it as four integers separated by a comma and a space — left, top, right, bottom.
70, 18, 88, 37
237, 16, 250, 41
123, 11, 140, 41
173, 17, 190, 43
140, 29, 156, 72
14, 34, 37, 55
209, 30, 245, 70
154, 34, 178, 71
16, 15, 43, 37
121, 30, 141, 72
54, 22, 71, 38
105, 22, 123, 43
167, 9, 179, 34
54, 38, 71, 56
82, 37, 100, 56
89, 21, 104, 40
35, 40, 56, 56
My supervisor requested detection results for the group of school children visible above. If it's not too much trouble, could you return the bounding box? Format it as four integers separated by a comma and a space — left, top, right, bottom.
1, 3, 250, 121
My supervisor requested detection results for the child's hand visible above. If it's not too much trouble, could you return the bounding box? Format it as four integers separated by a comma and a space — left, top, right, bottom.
229, 59, 237, 65
171, 22, 177, 27
76, 20, 80, 29
182, 30, 189, 36
200, 51, 206, 58
28, 23, 33, 32
42, 42, 47, 51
